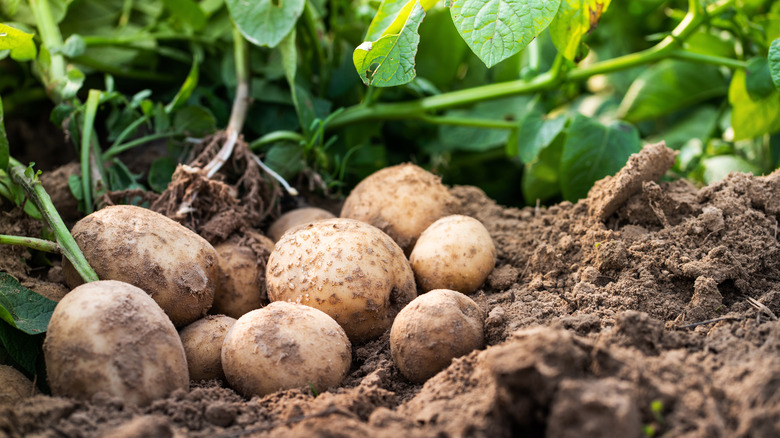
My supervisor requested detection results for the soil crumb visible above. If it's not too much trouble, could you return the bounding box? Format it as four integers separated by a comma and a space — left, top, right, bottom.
3, 148, 780, 437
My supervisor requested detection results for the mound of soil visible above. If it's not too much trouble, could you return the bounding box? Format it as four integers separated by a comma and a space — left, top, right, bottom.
3, 143, 780, 437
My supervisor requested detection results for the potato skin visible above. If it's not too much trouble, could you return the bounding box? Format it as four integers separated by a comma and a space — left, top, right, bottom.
221, 301, 351, 397
44, 280, 189, 406
266, 218, 416, 343
390, 289, 484, 383
340, 163, 457, 253
409, 215, 497, 294
0, 364, 38, 404
179, 315, 236, 382
62, 205, 219, 327
268, 207, 335, 242
211, 234, 273, 318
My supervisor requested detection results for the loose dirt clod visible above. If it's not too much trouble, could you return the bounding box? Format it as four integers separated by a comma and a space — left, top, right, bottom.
3, 154, 780, 437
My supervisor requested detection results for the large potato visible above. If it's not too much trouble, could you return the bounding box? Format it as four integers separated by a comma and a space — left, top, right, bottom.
179, 315, 236, 382
62, 205, 219, 327
211, 232, 274, 318
44, 280, 189, 406
266, 218, 416, 343
340, 163, 457, 253
221, 301, 351, 397
390, 289, 484, 383
268, 207, 336, 242
409, 215, 497, 294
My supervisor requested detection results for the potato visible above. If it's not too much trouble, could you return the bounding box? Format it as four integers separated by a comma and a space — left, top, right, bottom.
409, 215, 497, 294
44, 280, 189, 406
62, 205, 219, 327
0, 364, 38, 404
211, 233, 274, 318
266, 218, 416, 342
221, 301, 351, 397
390, 289, 484, 383
179, 315, 236, 382
268, 207, 336, 242
340, 163, 457, 253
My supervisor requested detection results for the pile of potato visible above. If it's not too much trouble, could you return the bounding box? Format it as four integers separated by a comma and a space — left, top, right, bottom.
33, 163, 496, 406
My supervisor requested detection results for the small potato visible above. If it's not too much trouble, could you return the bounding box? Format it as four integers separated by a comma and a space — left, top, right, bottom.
410, 215, 497, 294
212, 233, 274, 318
266, 218, 416, 342
390, 289, 484, 383
179, 315, 236, 382
340, 163, 458, 253
268, 207, 336, 242
221, 301, 351, 397
0, 364, 38, 404
44, 280, 189, 406
62, 205, 219, 327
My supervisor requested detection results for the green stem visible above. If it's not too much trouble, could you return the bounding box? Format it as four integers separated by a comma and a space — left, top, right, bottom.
8, 158, 98, 283
303, 2, 326, 93
29, 0, 66, 102
249, 131, 306, 151
103, 132, 177, 160
80, 90, 101, 214
669, 50, 748, 69
327, 0, 736, 130
419, 115, 517, 129
0, 235, 59, 253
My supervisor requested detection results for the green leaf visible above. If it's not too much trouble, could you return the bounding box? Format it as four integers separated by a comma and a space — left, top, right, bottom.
559, 115, 641, 201
165, 51, 201, 114
148, 157, 178, 193
647, 105, 719, 151
0, 96, 8, 170
522, 131, 565, 204
618, 60, 727, 122
353, 0, 426, 87
745, 57, 775, 100
59, 34, 86, 57
265, 142, 305, 180
0, 273, 57, 335
516, 111, 567, 163
0, 22, 36, 61
226, 0, 305, 48
173, 105, 216, 137
729, 68, 780, 140
162, 0, 206, 31
769, 38, 780, 91
696, 155, 763, 184
549, 0, 611, 61
0, 320, 45, 376
449, 0, 561, 68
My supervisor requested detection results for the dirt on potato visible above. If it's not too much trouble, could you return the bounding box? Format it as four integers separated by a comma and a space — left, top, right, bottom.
3, 143, 780, 437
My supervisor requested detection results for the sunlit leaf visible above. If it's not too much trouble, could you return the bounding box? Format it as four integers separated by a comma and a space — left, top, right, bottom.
549, 0, 611, 61
0, 23, 36, 61
353, 0, 426, 87
226, 0, 305, 48
449, 0, 561, 68
769, 38, 780, 91
729, 68, 780, 140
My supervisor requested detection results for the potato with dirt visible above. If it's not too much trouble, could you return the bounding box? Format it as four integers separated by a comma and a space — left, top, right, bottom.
267, 207, 336, 242
221, 301, 351, 397
179, 315, 236, 382
390, 289, 484, 383
266, 218, 416, 342
62, 205, 219, 327
340, 163, 458, 253
409, 215, 497, 294
0, 364, 38, 404
44, 280, 189, 406
211, 232, 274, 318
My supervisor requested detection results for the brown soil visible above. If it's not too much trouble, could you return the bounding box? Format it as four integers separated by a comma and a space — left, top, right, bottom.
3, 143, 780, 437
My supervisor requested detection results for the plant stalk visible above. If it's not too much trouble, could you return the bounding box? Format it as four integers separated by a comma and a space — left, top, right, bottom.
8, 159, 98, 283
0, 235, 59, 253
28, 0, 66, 102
